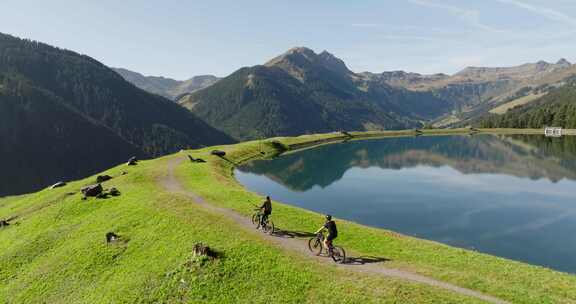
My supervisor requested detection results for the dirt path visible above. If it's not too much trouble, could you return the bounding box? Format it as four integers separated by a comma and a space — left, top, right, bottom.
159, 157, 509, 304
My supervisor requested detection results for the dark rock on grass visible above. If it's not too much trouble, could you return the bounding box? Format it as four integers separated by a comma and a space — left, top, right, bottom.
210, 150, 226, 157
187, 155, 206, 163
109, 188, 121, 196
106, 232, 119, 243
81, 184, 121, 200
96, 175, 113, 183
270, 140, 288, 153
50, 181, 67, 189
127, 156, 138, 166
81, 184, 103, 198
94, 187, 121, 199
0, 219, 9, 228
341, 131, 353, 137
192, 242, 219, 259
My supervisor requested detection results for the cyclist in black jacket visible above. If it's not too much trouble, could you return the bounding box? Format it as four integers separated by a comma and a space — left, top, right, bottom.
258, 196, 272, 229
315, 214, 338, 249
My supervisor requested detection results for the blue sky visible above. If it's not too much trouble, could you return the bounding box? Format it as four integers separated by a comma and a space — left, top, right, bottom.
3, 0, 576, 79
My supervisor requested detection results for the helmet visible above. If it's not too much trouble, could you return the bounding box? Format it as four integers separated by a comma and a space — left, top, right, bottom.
325, 214, 332, 221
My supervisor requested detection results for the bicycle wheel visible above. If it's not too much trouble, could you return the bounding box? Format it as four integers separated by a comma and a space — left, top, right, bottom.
331, 246, 346, 264
251, 213, 259, 227
307, 238, 323, 255
264, 220, 275, 235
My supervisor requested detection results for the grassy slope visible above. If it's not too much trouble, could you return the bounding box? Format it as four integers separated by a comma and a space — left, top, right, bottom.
0, 145, 481, 303
489, 93, 546, 114
1, 129, 575, 303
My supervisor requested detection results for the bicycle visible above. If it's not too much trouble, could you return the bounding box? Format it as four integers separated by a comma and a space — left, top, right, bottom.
251, 208, 275, 235
307, 232, 346, 263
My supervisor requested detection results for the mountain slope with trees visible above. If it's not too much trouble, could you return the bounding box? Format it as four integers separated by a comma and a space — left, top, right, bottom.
0, 33, 233, 195
179, 47, 450, 140
477, 78, 576, 129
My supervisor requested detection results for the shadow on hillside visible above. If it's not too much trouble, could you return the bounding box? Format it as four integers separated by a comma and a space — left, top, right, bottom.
345, 256, 391, 265
218, 156, 240, 166
273, 229, 316, 239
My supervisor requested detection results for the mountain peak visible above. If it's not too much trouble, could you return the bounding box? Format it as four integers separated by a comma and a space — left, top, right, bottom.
286, 46, 316, 55
265, 47, 318, 67
556, 58, 571, 66
317, 50, 351, 74
265, 47, 351, 77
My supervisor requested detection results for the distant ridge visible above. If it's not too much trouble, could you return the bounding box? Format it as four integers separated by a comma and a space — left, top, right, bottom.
113, 68, 220, 100
375, 58, 576, 126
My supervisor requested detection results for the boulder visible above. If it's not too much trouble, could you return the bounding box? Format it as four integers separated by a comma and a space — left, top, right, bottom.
127, 156, 138, 166
81, 184, 103, 198
109, 188, 121, 196
106, 232, 119, 243
210, 150, 226, 157
96, 175, 113, 183
50, 181, 66, 189
193, 242, 218, 258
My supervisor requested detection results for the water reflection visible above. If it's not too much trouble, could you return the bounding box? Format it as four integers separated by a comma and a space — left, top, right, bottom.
240, 135, 576, 191
236, 135, 576, 273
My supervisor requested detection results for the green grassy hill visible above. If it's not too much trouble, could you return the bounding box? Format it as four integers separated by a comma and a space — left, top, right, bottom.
2, 130, 576, 303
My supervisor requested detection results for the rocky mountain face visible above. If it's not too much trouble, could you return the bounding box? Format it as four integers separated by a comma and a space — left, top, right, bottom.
113, 68, 220, 100
179, 47, 450, 140
361, 71, 449, 88
374, 59, 576, 126
0, 33, 233, 196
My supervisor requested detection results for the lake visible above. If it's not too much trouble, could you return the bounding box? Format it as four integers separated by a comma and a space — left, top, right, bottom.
236, 134, 576, 273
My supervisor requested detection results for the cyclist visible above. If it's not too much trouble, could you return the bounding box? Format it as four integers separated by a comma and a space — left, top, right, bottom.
315, 214, 338, 251
258, 196, 272, 229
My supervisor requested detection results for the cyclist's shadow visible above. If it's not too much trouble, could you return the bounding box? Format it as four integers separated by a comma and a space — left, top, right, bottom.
345, 256, 391, 265
273, 229, 316, 238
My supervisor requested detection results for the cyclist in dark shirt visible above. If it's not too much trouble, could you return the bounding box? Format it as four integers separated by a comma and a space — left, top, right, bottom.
258, 196, 272, 229
315, 214, 338, 249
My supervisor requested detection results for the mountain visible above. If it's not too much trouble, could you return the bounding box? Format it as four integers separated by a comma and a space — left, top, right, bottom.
476, 77, 576, 129
179, 47, 450, 140
113, 68, 220, 100
0, 33, 233, 196
377, 59, 576, 126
